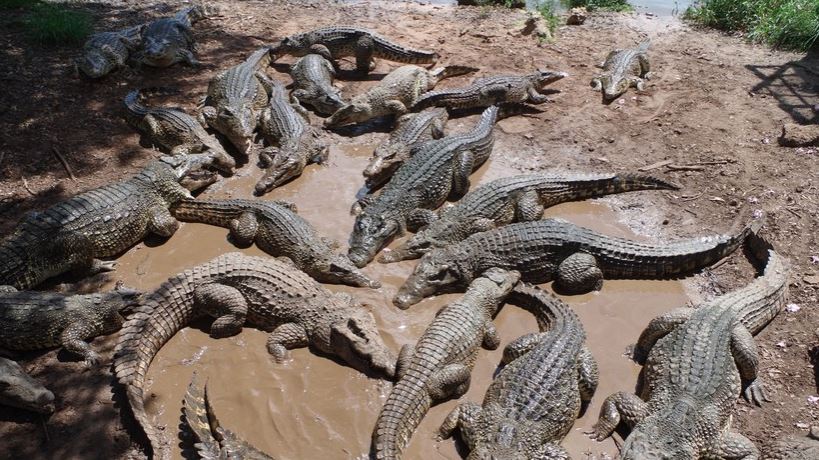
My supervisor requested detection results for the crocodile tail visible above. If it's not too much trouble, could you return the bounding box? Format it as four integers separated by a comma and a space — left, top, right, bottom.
171, 198, 243, 228
124, 89, 150, 117
372, 376, 432, 460
435, 65, 479, 80
183, 373, 223, 459
507, 283, 580, 336
609, 173, 679, 192
370, 33, 439, 64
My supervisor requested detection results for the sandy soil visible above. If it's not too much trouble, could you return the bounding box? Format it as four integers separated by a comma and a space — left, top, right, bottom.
0, 0, 817, 458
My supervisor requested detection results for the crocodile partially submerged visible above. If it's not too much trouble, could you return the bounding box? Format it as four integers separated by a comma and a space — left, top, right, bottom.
371, 268, 521, 460
0, 357, 55, 414
0, 284, 141, 366
114, 252, 395, 458
588, 236, 789, 459
363, 108, 448, 189
325, 65, 476, 128
138, 6, 204, 68
767, 427, 819, 460
290, 52, 346, 116
271, 26, 438, 74
172, 198, 380, 288
0, 156, 218, 290
394, 218, 760, 308
76, 26, 143, 79
348, 105, 501, 268
382, 172, 679, 262
439, 283, 597, 459
590, 40, 651, 102
413, 69, 567, 111
255, 79, 328, 195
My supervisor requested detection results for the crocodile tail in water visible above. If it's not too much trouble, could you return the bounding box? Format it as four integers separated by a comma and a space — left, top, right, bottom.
183, 373, 223, 459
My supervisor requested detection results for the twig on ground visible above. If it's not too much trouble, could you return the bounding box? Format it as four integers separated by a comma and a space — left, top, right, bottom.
681, 192, 703, 202
638, 159, 672, 171
667, 164, 705, 171
52, 146, 77, 182
40, 416, 50, 444
21, 176, 35, 195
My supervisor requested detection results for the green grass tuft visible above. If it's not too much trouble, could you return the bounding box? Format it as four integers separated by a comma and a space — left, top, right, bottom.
537, 1, 561, 33
24, 2, 92, 45
568, 0, 633, 12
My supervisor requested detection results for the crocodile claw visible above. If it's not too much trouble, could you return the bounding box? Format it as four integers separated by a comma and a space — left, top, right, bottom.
744, 380, 769, 406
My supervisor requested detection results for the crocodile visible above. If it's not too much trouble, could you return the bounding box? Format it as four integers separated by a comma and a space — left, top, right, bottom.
114, 252, 395, 459
124, 89, 236, 174
363, 108, 448, 189
766, 427, 819, 460
394, 217, 760, 309
202, 46, 273, 154
381, 172, 679, 262
0, 357, 55, 414
172, 198, 380, 288
271, 26, 439, 74
587, 235, 789, 460
183, 373, 273, 460
590, 39, 651, 102
438, 283, 597, 460
371, 268, 521, 460
138, 6, 204, 68
255, 79, 329, 195
290, 52, 346, 116
0, 156, 219, 290
325, 65, 477, 128
348, 105, 501, 268
76, 25, 144, 79
0, 284, 141, 366
412, 69, 568, 111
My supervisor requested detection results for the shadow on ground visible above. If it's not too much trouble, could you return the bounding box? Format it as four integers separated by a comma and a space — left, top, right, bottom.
746, 47, 819, 124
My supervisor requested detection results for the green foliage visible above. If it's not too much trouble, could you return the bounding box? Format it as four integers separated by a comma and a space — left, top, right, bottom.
472, 0, 526, 7
537, 1, 561, 33
0, 0, 37, 9
24, 2, 92, 45
568, 0, 633, 12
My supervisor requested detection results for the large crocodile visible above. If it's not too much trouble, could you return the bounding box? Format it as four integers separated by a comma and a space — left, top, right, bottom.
588, 235, 789, 460
439, 283, 597, 459
371, 268, 521, 460
590, 40, 651, 102
271, 26, 438, 74
76, 26, 144, 79
138, 6, 204, 68
255, 79, 329, 195
0, 156, 218, 290
394, 217, 760, 308
363, 108, 448, 189
290, 52, 346, 116
0, 284, 141, 366
114, 252, 395, 459
202, 46, 273, 154
348, 105, 501, 268
382, 172, 679, 262
766, 427, 819, 460
325, 64, 476, 128
413, 69, 567, 111
172, 198, 380, 288
124, 89, 236, 174
0, 357, 55, 414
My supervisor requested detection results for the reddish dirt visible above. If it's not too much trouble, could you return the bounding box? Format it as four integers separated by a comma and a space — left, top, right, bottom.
0, 1, 817, 458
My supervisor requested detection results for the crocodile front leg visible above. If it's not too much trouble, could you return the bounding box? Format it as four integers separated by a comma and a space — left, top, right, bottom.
228, 211, 259, 247
501, 332, 545, 364
438, 401, 482, 449
587, 391, 648, 441
526, 86, 550, 104
428, 363, 471, 400
514, 188, 545, 221
578, 346, 599, 405
406, 208, 438, 232
555, 252, 603, 294
638, 54, 651, 78
731, 324, 769, 405
267, 322, 309, 362
482, 322, 500, 349
631, 76, 647, 91
61, 322, 103, 366
710, 430, 760, 459
632, 307, 695, 364
308, 44, 333, 60
450, 149, 475, 200
88, 258, 118, 275
194, 283, 249, 338
178, 49, 201, 67
355, 35, 376, 73
148, 206, 180, 237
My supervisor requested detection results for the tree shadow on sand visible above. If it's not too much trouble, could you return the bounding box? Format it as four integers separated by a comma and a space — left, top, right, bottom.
745, 46, 819, 125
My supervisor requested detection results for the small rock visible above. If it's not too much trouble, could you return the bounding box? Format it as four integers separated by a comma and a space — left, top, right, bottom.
807, 395, 819, 404
780, 123, 819, 147
803, 275, 819, 285
776, 341, 787, 348
796, 422, 811, 429
566, 7, 587, 25
810, 255, 819, 264
785, 303, 801, 313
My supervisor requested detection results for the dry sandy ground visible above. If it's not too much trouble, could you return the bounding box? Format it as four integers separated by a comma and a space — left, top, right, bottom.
0, 0, 817, 458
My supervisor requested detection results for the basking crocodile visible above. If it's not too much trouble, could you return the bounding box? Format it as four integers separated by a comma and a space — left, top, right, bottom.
0, 284, 141, 366
325, 65, 476, 127
138, 6, 204, 68
290, 52, 346, 116
255, 79, 329, 195
0, 357, 55, 414
439, 283, 597, 459
202, 46, 273, 154
394, 217, 760, 308
172, 198, 380, 288
767, 427, 819, 460
363, 108, 448, 189
588, 236, 789, 460
76, 26, 143, 79
348, 105, 501, 268
124, 89, 236, 174
0, 156, 218, 290
382, 172, 679, 262
183, 373, 273, 460
590, 40, 651, 102
271, 26, 438, 74
413, 69, 568, 111
371, 268, 521, 460
114, 252, 395, 459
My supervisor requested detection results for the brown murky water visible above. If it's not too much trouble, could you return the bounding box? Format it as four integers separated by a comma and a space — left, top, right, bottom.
105, 143, 689, 459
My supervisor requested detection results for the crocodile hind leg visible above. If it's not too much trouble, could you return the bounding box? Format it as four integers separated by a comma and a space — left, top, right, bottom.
514, 189, 545, 221
731, 325, 769, 406
586, 392, 648, 441
355, 35, 376, 73
267, 323, 309, 362
578, 346, 599, 405
228, 211, 259, 247
632, 307, 695, 364
406, 208, 438, 232
60, 322, 103, 367
554, 252, 603, 294
395, 344, 414, 380
711, 430, 760, 460
437, 402, 482, 448
148, 206, 180, 237
428, 363, 471, 401
535, 444, 571, 460
450, 149, 475, 200
638, 53, 651, 79
194, 283, 248, 338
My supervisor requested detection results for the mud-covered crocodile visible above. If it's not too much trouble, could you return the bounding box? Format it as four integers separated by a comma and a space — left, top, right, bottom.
255, 79, 328, 195
439, 283, 597, 459
0, 156, 218, 290
124, 89, 236, 173
394, 217, 760, 308
766, 427, 819, 460
114, 252, 395, 459
325, 65, 476, 127
413, 69, 567, 111
0, 356, 55, 414
271, 26, 439, 74
371, 268, 521, 460
0, 284, 140, 366
363, 108, 448, 189
588, 235, 789, 459
76, 25, 144, 79
172, 198, 380, 288
138, 6, 204, 68
290, 52, 346, 116
383, 172, 679, 262
590, 40, 651, 102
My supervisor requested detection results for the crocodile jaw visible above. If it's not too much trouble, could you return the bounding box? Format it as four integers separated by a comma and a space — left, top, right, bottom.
0, 358, 55, 414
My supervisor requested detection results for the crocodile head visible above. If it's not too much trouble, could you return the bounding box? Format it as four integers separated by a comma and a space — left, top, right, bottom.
76, 44, 120, 79
534, 69, 569, 88
201, 100, 257, 154
363, 142, 407, 189
324, 102, 373, 128
141, 36, 176, 67
327, 293, 395, 379
292, 88, 346, 117
273, 35, 309, 56
393, 250, 464, 309
348, 214, 402, 268
315, 254, 382, 289
591, 74, 629, 102
82, 285, 143, 333
0, 358, 55, 414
